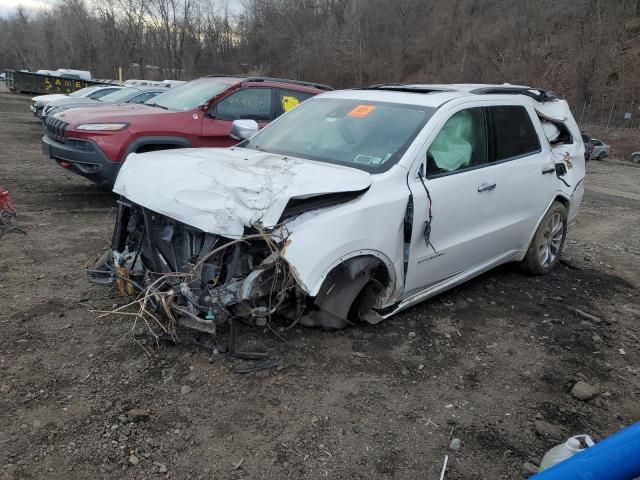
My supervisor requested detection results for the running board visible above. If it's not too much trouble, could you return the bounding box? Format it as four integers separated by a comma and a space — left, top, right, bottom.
382, 250, 521, 318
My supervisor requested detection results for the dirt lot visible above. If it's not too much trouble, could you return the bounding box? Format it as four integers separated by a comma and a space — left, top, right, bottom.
1, 89, 639, 480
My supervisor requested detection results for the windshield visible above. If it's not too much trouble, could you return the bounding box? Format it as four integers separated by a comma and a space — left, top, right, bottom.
149, 79, 229, 111
99, 87, 140, 103
69, 86, 97, 97
243, 98, 434, 172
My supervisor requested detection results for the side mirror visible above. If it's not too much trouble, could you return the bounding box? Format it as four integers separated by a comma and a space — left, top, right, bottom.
230, 119, 259, 141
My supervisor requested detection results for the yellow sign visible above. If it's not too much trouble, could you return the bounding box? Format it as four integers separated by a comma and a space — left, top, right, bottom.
282, 95, 300, 112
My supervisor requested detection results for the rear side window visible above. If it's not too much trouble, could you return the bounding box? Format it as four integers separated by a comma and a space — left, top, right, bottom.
489, 106, 540, 161
277, 89, 313, 115
426, 107, 488, 176
215, 88, 273, 121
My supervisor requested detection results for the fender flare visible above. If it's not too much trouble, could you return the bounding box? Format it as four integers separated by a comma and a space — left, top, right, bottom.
124, 136, 192, 159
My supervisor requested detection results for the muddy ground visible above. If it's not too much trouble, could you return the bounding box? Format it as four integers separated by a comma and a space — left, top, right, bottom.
1, 89, 639, 480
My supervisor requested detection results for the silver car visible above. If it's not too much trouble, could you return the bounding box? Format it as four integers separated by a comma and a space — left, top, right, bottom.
591, 138, 610, 160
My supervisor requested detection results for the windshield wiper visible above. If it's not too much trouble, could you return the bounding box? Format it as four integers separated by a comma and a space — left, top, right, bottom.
148, 103, 168, 110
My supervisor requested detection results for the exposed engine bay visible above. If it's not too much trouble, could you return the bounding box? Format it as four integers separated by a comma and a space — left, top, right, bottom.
91, 199, 386, 339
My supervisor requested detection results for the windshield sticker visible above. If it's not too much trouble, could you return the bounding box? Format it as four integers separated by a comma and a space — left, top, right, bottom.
281, 95, 300, 112
348, 104, 375, 118
354, 154, 382, 165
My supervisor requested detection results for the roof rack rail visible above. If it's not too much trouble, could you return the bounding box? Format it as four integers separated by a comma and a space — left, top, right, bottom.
204, 74, 332, 91
365, 83, 452, 94
244, 76, 333, 91
205, 74, 248, 78
470, 86, 557, 102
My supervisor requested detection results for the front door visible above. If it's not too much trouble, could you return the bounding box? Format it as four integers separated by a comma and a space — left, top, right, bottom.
200, 87, 273, 147
404, 106, 498, 295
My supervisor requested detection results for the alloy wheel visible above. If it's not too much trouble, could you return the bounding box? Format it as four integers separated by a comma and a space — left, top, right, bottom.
538, 212, 564, 267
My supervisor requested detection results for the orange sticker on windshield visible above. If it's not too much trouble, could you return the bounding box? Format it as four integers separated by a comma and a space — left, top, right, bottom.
347, 104, 375, 118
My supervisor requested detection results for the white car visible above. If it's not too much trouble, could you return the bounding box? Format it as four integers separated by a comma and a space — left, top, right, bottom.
124, 79, 165, 87
97, 84, 585, 331
30, 85, 122, 118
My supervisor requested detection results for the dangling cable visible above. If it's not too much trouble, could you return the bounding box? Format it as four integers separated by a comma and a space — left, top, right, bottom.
418, 172, 439, 254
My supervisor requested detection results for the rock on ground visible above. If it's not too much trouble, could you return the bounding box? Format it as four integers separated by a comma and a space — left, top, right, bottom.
534, 421, 563, 441
571, 381, 599, 401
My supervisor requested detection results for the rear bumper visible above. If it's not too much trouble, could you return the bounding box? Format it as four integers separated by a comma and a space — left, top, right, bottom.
42, 135, 121, 189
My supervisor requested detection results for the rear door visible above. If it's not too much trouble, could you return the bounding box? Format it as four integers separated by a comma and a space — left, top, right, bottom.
480, 104, 558, 254
200, 87, 274, 147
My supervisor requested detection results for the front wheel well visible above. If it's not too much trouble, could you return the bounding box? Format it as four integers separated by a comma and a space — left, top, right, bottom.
301, 255, 392, 329
553, 195, 569, 210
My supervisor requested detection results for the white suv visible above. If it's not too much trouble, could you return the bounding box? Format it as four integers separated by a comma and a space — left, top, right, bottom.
100, 84, 585, 330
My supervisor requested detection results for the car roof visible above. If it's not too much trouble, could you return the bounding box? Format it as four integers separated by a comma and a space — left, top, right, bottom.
318, 83, 557, 108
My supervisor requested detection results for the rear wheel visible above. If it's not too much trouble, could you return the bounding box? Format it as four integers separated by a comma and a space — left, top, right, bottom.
523, 202, 567, 275
632, 153, 640, 164
597, 152, 606, 161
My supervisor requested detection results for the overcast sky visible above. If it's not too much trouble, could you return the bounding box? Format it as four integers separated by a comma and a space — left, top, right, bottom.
0, 0, 244, 18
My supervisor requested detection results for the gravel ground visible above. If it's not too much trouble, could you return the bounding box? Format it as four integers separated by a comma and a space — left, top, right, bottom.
1, 89, 639, 480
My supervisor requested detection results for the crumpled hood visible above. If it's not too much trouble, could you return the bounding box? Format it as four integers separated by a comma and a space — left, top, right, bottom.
113, 148, 372, 238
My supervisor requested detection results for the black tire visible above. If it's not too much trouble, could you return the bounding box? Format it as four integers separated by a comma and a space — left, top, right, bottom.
523, 202, 568, 275
597, 152, 606, 161
632, 154, 640, 164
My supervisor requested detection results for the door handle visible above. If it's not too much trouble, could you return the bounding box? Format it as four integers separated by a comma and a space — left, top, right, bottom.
541, 166, 556, 174
477, 183, 497, 192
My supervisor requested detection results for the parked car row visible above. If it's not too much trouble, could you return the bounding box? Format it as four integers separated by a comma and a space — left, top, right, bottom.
41, 85, 168, 120
34, 79, 584, 333
31, 85, 123, 118
41, 76, 331, 188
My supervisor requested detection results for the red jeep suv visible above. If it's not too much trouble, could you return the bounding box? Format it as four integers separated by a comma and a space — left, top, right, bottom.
42, 76, 331, 188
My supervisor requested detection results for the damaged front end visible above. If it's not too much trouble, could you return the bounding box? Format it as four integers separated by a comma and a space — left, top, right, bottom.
92, 199, 303, 335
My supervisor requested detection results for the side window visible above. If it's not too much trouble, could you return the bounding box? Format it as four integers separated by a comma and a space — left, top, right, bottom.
128, 92, 157, 104
426, 107, 488, 176
592, 140, 602, 146
489, 105, 540, 162
215, 88, 273, 122
277, 89, 313, 116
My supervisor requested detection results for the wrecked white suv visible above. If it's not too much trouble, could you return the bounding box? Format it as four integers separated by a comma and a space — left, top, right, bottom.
98, 84, 585, 331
